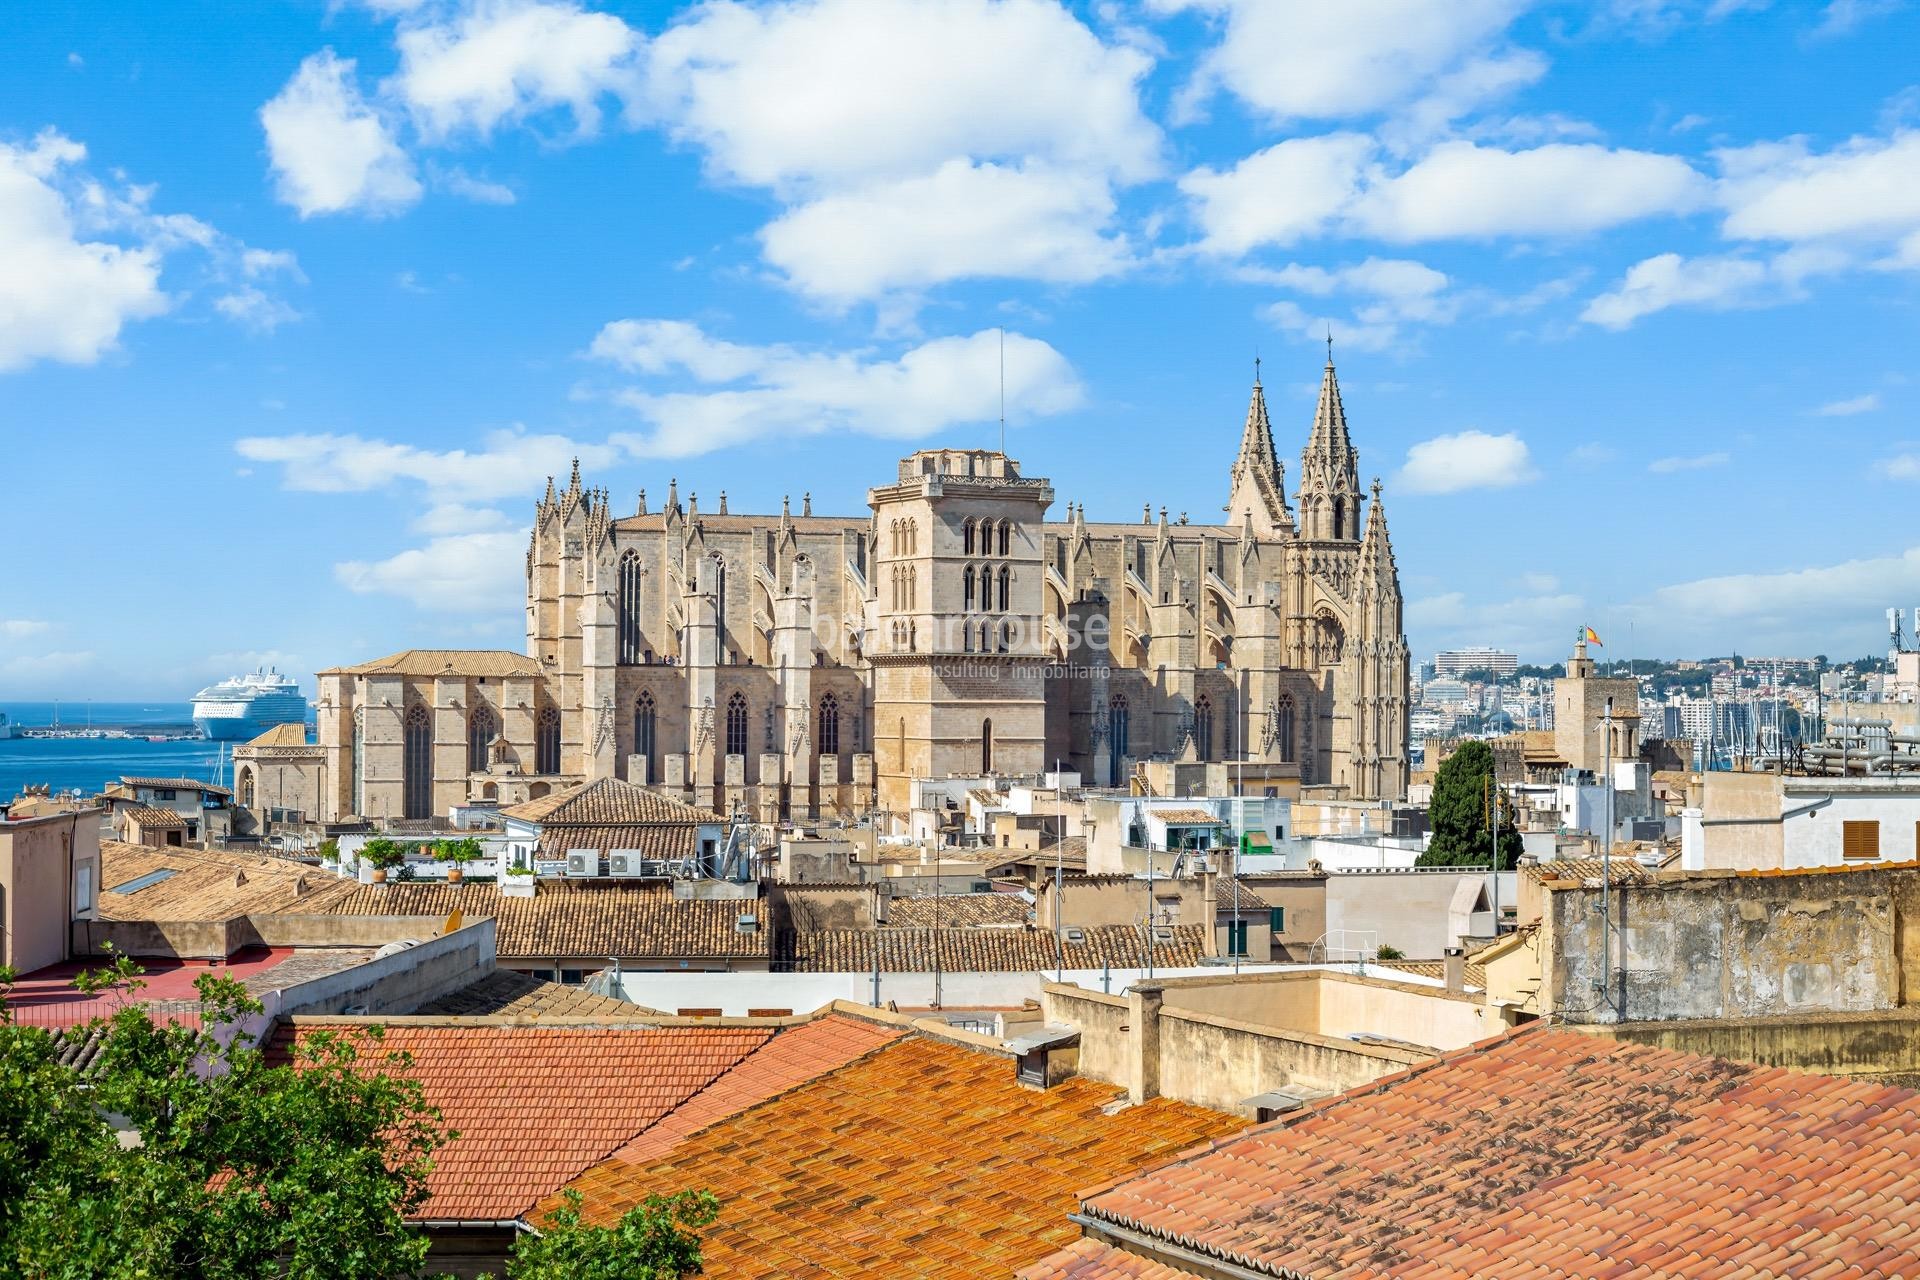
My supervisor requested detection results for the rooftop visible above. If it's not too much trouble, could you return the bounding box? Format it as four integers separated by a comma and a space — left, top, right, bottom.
243, 722, 312, 748
116, 777, 234, 798
886, 891, 1033, 928
319, 648, 545, 678
774, 923, 1207, 973
120, 804, 186, 830
409, 969, 662, 1019
547, 1033, 1241, 1277
7, 945, 359, 1030
270, 1021, 774, 1221
1027, 1024, 1920, 1279
498, 776, 723, 826
314, 880, 771, 961
97, 841, 359, 922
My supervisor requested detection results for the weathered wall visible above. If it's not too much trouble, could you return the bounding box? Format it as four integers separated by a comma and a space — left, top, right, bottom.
274, 920, 495, 1017
1580, 1009, 1920, 1084
1157, 971, 1322, 1029
1549, 867, 1920, 1024
1042, 983, 1132, 1088
1314, 970, 1495, 1049
1156, 1008, 1422, 1109
74, 916, 240, 960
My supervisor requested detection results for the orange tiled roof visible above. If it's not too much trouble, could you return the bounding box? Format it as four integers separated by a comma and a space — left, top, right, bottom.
886, 891, 1032, 928
98, 841, 358, 921
271, 1022, 773, 1221
773, 923, 1207, 972
315, 879, 770, 960
585, 1013, 903, 1170
499, 776, 723, 826
546, 1034, 1241, 1277
1034, 1025, 1920, 1279
1020, 1239, 1195, 1280
122, 805, 186, 830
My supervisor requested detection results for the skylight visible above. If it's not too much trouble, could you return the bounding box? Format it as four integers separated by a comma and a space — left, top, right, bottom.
109, 869, 179, 895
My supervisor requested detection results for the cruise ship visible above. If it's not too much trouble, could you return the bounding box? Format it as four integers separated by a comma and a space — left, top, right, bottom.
190, 668, 309, 741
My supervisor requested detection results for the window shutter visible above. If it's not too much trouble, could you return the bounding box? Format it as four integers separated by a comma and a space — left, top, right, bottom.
1842, 820, 1880, 860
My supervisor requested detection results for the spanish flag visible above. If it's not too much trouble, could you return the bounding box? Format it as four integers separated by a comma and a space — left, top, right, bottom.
1584, 626, 1603, 647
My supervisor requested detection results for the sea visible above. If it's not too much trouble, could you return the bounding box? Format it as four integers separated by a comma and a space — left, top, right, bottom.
0, 702, 248, 803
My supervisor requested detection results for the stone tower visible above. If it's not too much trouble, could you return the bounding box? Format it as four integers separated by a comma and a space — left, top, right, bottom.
1349, 479, 1410, 799
1554, 636, 1641, 777
867, 449, 1054, 814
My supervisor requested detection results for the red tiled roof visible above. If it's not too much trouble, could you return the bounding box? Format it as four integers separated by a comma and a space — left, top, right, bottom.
570, 1013, 903, 1177
547, 1035, 1242, 1277
270, 1022, 772, 1221
1037, 1025, 1920, 1279
1020, 1239, 1194, 1280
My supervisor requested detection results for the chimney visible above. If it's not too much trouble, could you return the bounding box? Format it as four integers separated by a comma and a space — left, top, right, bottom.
1126, 983, 1164, 1104
1443, 946, 1466, 995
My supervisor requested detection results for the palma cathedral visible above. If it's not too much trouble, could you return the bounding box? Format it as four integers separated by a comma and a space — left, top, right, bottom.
308, 356, 1408, 825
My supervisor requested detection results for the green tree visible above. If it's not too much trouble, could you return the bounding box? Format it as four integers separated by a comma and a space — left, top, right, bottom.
501, 1188, 720, 1280
1421, 740, 1522, 869
0, 952, 447, 1279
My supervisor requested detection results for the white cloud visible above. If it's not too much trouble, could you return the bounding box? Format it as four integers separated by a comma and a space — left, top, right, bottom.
1395, 430, 1538, 494
234, 427, 620, 499
410, 502, 516, 536
261, 50, 422, 217
1815, 393, 1881, 416
1355, 141, 1709, 240
645, 0, 1160, 189
434, 164, 516, 204
590, 321, 1084, 457
336, 528, 528, 612
1811, 0, 1905, 38
1648, 450, 1731, 473
1406, 587, 1586, 658
1149, 0, 1532, 124
1262, 300, 1401, 354
0, 619, 50, 638
0, 131, 169, 372
758, 160, 1129, 303
1877, 453, 1920, 480
1638, 547, 1920, 642
1179, 134, 1375, 253
392, 0, 643, 140
1580, 247, 1847, 328
1718, 130, 1920, 246
215, 287, 302, 333
1182, 137, 1705, 254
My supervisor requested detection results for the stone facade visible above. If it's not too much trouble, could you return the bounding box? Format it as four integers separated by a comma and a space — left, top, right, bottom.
310, 357, 1410, 825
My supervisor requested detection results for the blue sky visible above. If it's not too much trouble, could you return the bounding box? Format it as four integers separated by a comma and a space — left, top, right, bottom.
3, 0, 1918, 698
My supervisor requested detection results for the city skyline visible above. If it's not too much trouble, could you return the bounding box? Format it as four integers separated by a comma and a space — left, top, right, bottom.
5, 0, 1920, 697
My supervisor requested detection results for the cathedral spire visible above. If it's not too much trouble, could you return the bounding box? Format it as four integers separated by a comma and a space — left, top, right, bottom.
1359, 477, 1398, 583
1298, 354, 1361, 541
1226, 374, 1294, 537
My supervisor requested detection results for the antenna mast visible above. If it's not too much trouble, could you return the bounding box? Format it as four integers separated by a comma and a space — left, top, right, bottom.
998, 327, 1006, 455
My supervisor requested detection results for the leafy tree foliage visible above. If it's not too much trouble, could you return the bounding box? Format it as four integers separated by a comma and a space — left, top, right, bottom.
499, 1188, 720, 1280
0, 951, 446, 1279
1420, 740, 1522, 870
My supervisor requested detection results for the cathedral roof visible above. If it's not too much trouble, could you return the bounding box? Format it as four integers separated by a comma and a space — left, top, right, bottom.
499, 776, 724, 826
320, 649, 545, 678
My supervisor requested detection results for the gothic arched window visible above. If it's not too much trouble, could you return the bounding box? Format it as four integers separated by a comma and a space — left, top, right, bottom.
997, 520, 1010, 556
403, 703, 432, 820
468, 703, 498, 774
1109, 694, 1129, 782
1194, 695, 1213, 762
634, 692, 656, 776
999, 622, 1012, 652
726, 692, 748, 757
1278, 696, 1296, 764
997, 565, 1010, 612
536, 706, 561, 775
711, 555, 729, 656
352, 707, 365, 816
238, 768, 255, 809
963, 566, 975, 612
963, 518, 976, 555
618, 550, 644, 664
981, 717, 994, 772
819, 692, 840, 755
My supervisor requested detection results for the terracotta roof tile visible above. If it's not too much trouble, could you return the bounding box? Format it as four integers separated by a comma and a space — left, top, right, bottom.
98, 841, 359, 921
243, 723, 311, 748
1049, 1025, 1920, 1279
1150, 808, 1223, 825
321, 648, 544, 678
774, 924, 1207, 973
315, 880, 769, 961
1018, 1239, 1195, 1280
886, 891, 1033, 928
499, 776, 723, 825
271, 1022, 773, 1221
546, 1035, 1242, 1277
121, 805, 186, 830
119, 776, 233, 797
411, 970, 662, 1019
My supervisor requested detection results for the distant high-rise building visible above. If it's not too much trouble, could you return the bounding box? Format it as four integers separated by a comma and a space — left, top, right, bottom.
1433, 646, 1518, 678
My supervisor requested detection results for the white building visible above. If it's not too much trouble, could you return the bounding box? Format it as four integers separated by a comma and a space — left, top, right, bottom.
1433, 647, 1518, 678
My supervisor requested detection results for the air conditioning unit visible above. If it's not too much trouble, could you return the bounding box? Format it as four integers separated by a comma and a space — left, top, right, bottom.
609, 851, 664, 878
566, 849, 603, 877
735, 913, 760, 934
